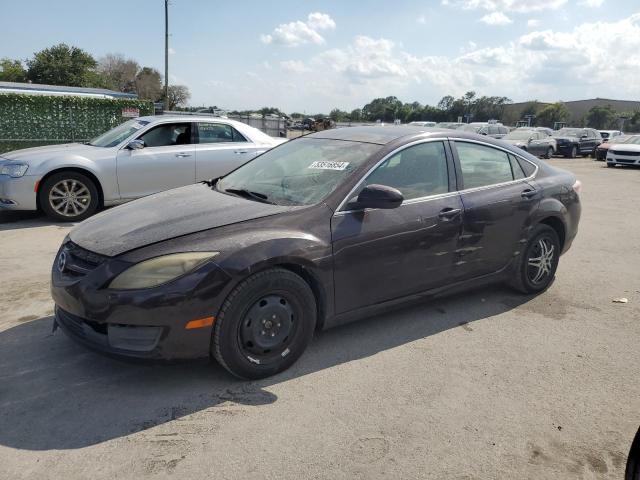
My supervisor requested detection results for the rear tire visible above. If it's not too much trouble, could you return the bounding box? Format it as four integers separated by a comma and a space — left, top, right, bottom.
509, 224, 560, 294
212, 268, 316, 379
39, 171, 99, 222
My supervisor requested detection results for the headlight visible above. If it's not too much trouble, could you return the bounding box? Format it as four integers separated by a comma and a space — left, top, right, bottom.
109, 252, 219, 290
0, 163, 28, 177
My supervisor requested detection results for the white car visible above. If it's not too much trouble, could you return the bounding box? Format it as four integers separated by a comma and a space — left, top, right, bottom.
408, 121, 436, 127
606, 137, 640, 167
0, 116, 287, 221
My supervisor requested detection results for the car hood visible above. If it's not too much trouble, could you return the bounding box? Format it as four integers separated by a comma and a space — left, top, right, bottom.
69, 183, 297, 257
610, 143, 640, 153
1, 143, 98, 164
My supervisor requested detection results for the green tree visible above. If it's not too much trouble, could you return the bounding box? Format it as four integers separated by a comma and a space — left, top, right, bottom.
98, 53, 140, 92
0, 58, 27, 82
329, 108, 349, 122
362, 96, 403, 122
135, 67, 163, 101
26, 44, 98, 86
586, 105, 616, 129
536, 102, 570, 128
349, 109, 362, 121
167, 85, 191, 110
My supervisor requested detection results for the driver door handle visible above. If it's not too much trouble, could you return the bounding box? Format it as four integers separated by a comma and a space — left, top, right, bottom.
438, 207, 461, 219
175, 152, 192, 158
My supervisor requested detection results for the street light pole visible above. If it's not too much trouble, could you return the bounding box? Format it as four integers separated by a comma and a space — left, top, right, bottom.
164, 0, 169, 111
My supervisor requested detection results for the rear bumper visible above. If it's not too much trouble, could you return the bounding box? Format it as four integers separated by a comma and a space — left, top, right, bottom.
0, 174, 39, 210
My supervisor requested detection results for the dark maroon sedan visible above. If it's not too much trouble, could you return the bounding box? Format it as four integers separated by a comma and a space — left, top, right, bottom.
51, 126, 581, 379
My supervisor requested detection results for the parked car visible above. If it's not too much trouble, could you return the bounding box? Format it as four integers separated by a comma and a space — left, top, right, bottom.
458, 122, 509, 139
501, 128, 556, 158
435, 122, 465, 129
594, 134, 638, 161
0, 116, 286, 221
551, 128, 602, 158
606, 135, 640, 167
599, 130, 623, 142
51, 126, 581, 379
408, 121, 436, 127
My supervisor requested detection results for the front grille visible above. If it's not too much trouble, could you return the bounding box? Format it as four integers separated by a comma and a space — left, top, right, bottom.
611, 150, 640, 157
617, 158, 638, 164
59, 241, 106, 277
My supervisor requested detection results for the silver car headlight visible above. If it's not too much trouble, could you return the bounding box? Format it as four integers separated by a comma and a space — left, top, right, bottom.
109, 252, 219, 290
0, 163, 28, 177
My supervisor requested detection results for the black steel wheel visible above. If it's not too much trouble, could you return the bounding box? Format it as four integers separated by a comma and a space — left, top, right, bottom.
212, 268, 316, 379
509, 224, 560, 294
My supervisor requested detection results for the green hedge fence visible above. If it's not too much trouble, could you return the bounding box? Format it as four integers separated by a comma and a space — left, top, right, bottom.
0, 93, 154, 154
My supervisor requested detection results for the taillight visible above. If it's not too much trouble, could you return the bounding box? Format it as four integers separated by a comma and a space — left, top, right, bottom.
572, 179, 582, 194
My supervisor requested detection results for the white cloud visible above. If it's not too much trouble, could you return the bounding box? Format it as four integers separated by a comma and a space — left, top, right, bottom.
579, 0, 604, 6
442, 0, 567, 13
280, 60, 310, 73
527, 19, 540, 27
417, 15, 427, 24
261, 12, 336, 47
480, 12, 513, 25
168, 47, 176, 55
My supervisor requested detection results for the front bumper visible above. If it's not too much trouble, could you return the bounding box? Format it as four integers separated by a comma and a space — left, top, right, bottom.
607, 152, 640, 166
0, 174, 39, 210
555, 143, 577, 155
51, 242, 233, 360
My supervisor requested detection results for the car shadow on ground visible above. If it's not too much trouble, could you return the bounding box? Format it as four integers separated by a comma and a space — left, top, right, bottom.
0, 211, 75, 231
0, 284, 535, 451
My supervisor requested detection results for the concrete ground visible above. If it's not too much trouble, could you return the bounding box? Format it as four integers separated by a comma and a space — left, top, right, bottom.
0, 158, 638, 479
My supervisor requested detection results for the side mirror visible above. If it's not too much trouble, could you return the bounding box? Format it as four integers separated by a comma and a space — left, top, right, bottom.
580, 134, 588, 140
127, 139, 145, 150
528, 137, 534, 143
347, 184, 404, 210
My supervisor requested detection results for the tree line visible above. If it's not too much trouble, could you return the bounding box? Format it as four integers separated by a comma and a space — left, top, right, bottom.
0, 44, 190, 110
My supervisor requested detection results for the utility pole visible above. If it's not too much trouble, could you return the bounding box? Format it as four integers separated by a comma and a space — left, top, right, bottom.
164, 0, 169, 111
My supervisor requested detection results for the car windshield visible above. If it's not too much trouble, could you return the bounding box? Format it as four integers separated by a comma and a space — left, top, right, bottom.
216, 138, 378, 206
553, 128, 582, 138
623, 136, 640, 145
89, 120, 150, 147
504, 130, 533, 140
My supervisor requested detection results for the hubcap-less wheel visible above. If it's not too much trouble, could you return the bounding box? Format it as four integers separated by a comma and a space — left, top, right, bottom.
239, 294, 297, 364
48, 179, 92, 217
546, 147, 553, 159
526, 237, 555, 285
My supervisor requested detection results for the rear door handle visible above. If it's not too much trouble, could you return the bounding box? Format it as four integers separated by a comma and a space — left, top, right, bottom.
438, 207, 461, 220
175, 153, 192, 157
521, 189, 537, 199
234, 150, 249, 154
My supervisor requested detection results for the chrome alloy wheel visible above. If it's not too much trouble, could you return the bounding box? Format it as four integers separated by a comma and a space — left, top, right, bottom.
527, 237, 555, 285
48, 179, 92, 217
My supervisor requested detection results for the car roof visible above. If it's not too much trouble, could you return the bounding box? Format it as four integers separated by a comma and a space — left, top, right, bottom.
307, 126, 453, 145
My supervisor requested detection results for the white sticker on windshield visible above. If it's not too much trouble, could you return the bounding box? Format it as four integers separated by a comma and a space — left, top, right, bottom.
308, 161, 349, 171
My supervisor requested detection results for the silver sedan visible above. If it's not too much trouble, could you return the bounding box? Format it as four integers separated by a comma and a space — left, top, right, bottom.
0, 115, 286, 221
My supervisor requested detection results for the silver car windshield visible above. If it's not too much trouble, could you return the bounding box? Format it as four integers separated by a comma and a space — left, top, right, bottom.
504, 131, 532, 140
217, 138, 378, 206
89, 120, 150, 147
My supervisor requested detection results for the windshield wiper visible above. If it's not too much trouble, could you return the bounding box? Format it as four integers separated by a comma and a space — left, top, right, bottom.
223, 188, 276, 205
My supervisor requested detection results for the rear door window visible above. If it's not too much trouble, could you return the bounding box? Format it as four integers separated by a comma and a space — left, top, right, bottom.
197, 123, 247, 143
456, 142, 515, 189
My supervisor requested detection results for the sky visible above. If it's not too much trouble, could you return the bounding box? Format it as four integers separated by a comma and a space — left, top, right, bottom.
2, 0, 640, 113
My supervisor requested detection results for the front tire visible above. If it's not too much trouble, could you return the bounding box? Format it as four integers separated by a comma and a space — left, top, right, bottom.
509, 224, 560, 294
39, 171, 99, 222
212, 268, 317, 379
566, 145, 577, 158
545, 147, 554, 159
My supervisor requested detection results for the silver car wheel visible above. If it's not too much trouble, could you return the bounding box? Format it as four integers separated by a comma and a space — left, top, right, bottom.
48, 179, 92, 217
